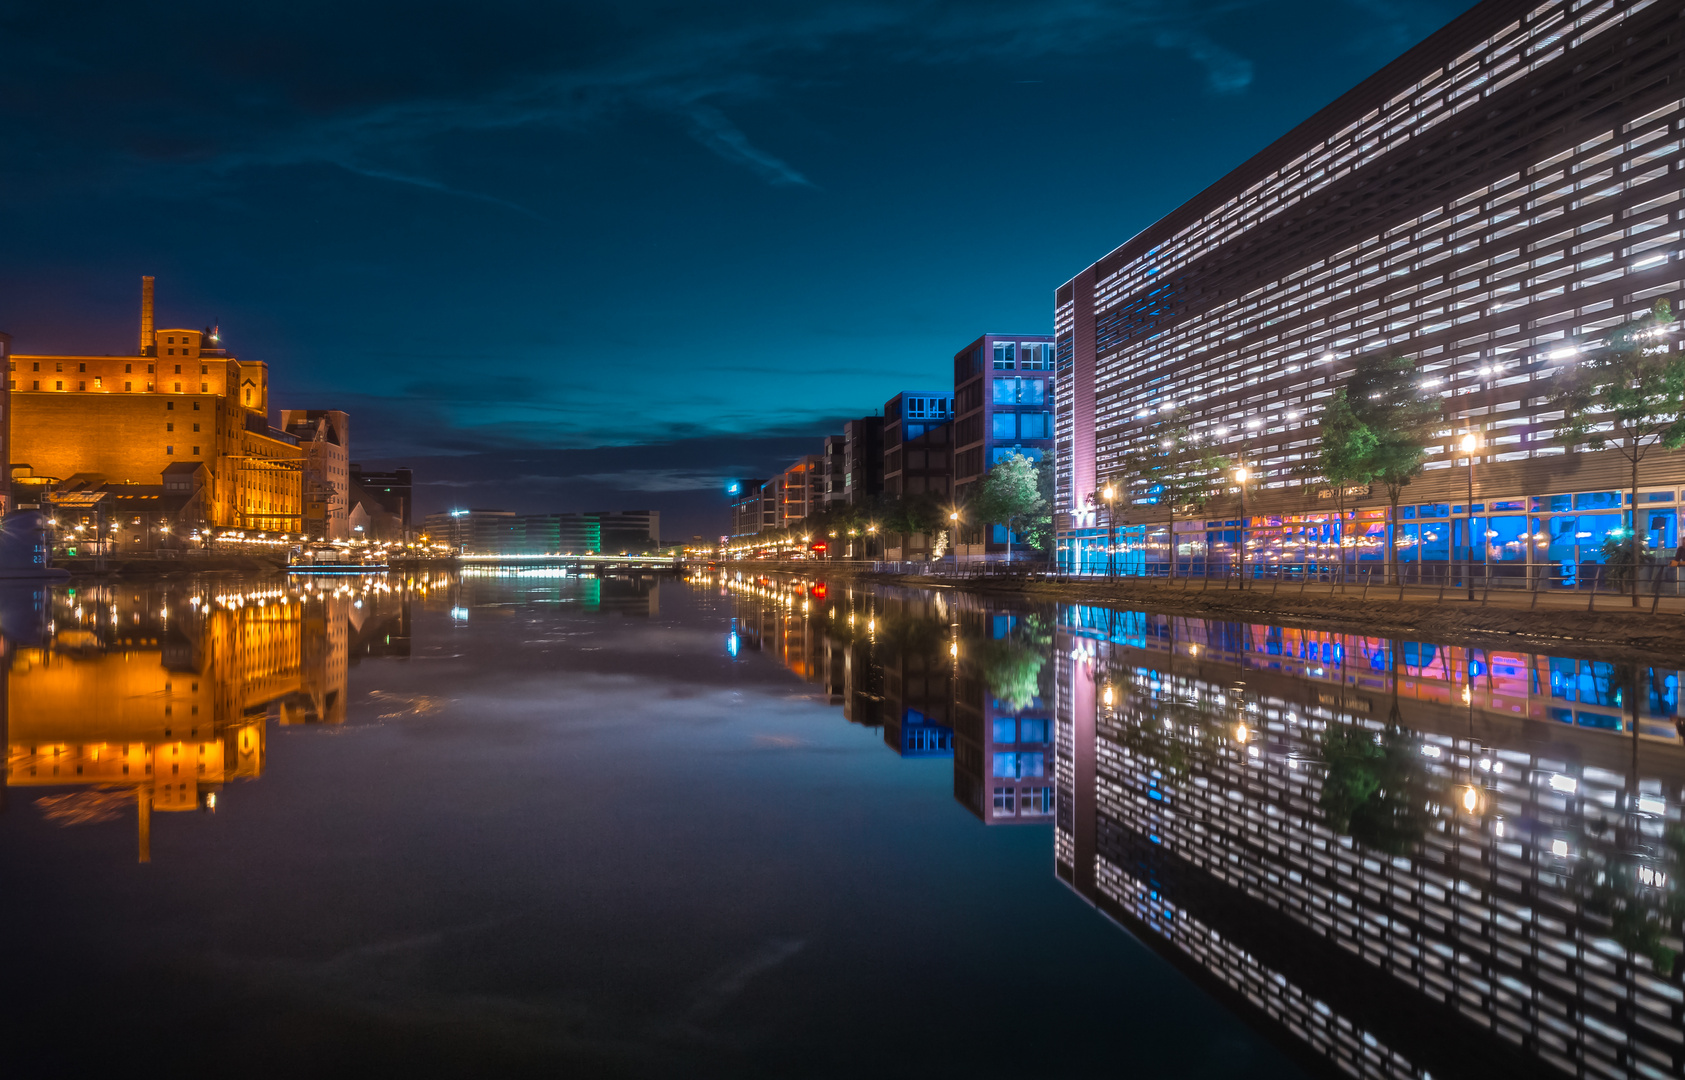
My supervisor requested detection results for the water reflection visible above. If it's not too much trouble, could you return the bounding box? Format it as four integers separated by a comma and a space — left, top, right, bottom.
717, 571, 1685, 1079
718, 572, 1056, 825
1056, 607, 1685, 1080
3, 577, 410, 860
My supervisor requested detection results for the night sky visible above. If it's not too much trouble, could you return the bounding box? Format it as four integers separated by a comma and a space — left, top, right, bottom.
0, 0, 1475, 538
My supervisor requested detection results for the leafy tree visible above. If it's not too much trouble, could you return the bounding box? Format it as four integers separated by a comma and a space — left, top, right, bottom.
1020, 453, 1057, 554
879, 493, 945, 557
1552, 299, 1685, 604
1122, 409, 1233, 578
970, 452, 1047, 564
1314, 390, 1380, 584
1346, 355, 1443, 585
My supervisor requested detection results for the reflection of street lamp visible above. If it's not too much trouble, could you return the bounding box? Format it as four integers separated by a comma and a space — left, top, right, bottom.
1233, 466, 1250, 589
1461, 432, 1478, 600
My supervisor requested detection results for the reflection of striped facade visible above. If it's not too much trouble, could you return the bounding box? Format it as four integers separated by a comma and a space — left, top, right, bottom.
1056, 610, 1685, 1080
1055, 0, 1685, 576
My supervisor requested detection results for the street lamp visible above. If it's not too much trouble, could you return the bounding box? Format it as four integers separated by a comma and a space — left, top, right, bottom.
1461, 432, 1479, 600
1233, 466, 1251, 588
1101, 485, 1117, 578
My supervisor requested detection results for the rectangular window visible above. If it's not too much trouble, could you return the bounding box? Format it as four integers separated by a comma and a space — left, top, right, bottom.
166, 422, 173, 431
1019, 412, 1050, 439
166, 401, 174, 410
125, 363, 132, 373
31, 362, 38, 371
125, 382, 131, 391
1020, 752, 1045, 777
147, 364, 154, 373
31, 380, 38, 390
991, 718, 1016, 743
992, 787, 1016, 813
54, 380, 62, 390
94, 377, 101, 388
78, 362, 85, 372
1020, 379, 1045, 405
173, 382, 181, 392
991, 413, 1016, 439
166, 446, 174, 455
991, 752, 1019, 778
200, 364, 208, 375
992, 378, 1015, 405
1019, 718, 1050, 742
200, 382, 207, 392
192, 423, 199, 432
192, 401, 199, 410
167, 348, 174, 355
174, 364, 181, 374
192, 446, 199, 455
993, 342, 1016, 369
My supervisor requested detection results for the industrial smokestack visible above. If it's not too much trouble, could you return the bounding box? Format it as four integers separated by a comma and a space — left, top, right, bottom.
139, 276, 155, 355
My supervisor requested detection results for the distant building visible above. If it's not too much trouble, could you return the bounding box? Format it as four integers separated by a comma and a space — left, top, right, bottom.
820, 434, 847, 508
281, 410, 351, 541
882, 391, 953, 561
951, 612, 1054, 824
842, 416, 884, 506
7, 277, 304, 534
421, 508, 655, 554
349, 465, 412, 540
589, 510, 660, 552
882, 391, 953, 500
729, 478, 769, 537
422, 509, 518, 553
952, 335, 1054, 560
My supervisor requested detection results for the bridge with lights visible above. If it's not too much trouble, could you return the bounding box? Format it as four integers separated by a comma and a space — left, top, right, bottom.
453, 553, 690, 574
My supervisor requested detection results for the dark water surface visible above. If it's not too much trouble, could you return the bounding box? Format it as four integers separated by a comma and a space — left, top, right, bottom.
2, 571, 1681, 1079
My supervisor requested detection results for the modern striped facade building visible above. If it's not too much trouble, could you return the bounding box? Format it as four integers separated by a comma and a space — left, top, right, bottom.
1055, 0, 1685, 577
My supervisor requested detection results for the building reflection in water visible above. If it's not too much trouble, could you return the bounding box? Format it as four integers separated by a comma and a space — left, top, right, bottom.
717, 571, 1054, 825
2, 576, 412, 862
1056, 606, 1685, 1080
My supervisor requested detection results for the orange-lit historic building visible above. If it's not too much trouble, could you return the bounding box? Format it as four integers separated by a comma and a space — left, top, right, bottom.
6, 277, 306, 532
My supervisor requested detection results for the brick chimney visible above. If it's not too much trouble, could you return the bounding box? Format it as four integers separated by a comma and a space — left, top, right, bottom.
140, 275, 155, 356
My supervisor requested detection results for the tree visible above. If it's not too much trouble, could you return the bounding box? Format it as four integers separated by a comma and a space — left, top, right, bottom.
1552, 299, 1685, 605
1021, 453, 1057, 555
1346, 355, 1443, 585
970, 452, 1047, 564
1123, 409, 1232, 578
880, 493, 944, 558
1315, 390, 1380, 584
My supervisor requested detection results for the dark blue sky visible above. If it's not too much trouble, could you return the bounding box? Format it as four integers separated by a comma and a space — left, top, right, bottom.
0, 0, 1474, 536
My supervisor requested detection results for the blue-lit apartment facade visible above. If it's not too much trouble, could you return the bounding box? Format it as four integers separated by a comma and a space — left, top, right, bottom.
954, 335, 1055, 560
1055, 0, 1685, 578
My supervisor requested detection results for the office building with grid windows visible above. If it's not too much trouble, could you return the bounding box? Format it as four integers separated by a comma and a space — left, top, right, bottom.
1055, 0, 1685, 579
953, 334, 1055, 560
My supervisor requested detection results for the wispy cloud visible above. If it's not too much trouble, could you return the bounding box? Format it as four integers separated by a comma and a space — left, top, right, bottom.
0, 1, 1263, 200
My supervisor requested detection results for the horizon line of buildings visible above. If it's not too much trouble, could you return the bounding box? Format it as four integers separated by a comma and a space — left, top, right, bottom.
1, 277, 413, 550
727, 334, 1056, 560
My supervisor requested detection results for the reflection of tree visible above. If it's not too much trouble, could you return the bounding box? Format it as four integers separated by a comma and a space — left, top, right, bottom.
1574, 825, 1685, 976
1316, 722, 1431, 856
971, 613, 1052, 709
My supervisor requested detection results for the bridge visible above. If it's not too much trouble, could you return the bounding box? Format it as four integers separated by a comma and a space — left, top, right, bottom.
454, 553, 689, 573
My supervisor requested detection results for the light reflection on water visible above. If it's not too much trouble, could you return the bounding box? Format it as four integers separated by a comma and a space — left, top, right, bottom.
3, 569, 1681, 1078
716, 569, 1685, 1080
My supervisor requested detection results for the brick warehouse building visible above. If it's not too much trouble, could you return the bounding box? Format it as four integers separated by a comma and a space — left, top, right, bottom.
1055, 0, 1685, 581
8, 278, 306, 537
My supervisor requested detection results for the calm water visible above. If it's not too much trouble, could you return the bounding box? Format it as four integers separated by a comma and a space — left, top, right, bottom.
2, 571, 1681, 1079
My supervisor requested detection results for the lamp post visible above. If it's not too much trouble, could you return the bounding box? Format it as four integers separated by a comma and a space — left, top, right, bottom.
948, 510, 959, 566
1459, 432, 1479, 600
1233, 466, 1250, 589
1101, 485, 1117, 578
